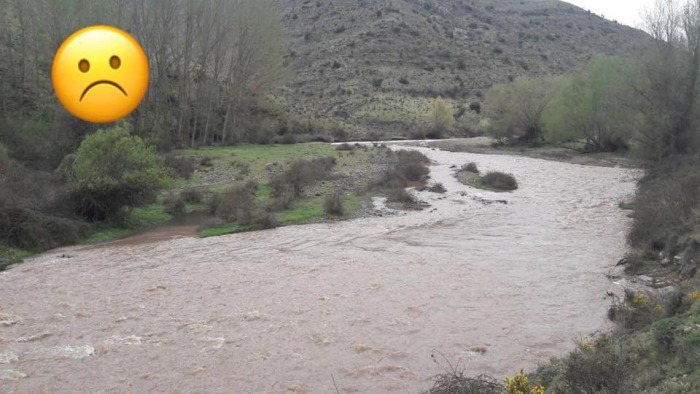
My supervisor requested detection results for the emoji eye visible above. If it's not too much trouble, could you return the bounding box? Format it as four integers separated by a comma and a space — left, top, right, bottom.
110, 55, 121, 69
78, 59, 90, 73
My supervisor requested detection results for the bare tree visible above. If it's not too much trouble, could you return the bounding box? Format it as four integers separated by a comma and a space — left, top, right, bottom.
0, 0, 290, 148
634, 0, 700, 159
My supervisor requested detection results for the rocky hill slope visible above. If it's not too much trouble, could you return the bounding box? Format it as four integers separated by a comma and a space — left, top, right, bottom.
270, 0, 650, 138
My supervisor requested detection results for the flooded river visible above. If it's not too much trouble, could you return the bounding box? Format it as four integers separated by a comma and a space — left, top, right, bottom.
0, 146, 638, 393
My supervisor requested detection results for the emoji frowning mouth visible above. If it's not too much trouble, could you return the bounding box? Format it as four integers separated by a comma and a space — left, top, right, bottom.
52, 25, 149, 123
80, 80, 128, 101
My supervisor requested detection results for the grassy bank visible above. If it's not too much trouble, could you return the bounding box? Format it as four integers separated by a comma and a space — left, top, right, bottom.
425, 145, 698, 393
1, 141, 432, 269
86, 142, 381, 240
177, 142, 386, 237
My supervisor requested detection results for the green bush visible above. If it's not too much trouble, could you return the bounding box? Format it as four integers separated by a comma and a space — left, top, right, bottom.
71, 126, 170, 223
652, 317, 683, 353
563, 344, 629, 393
481, 171, 518, 191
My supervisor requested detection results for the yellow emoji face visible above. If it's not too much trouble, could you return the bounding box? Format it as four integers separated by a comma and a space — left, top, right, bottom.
52, 25, 149, 123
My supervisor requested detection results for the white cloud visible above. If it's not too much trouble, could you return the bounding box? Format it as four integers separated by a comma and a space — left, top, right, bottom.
562, 0, 658, 28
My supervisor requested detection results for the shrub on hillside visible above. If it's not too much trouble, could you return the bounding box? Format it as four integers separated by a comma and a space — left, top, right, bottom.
0, 154, 88, 253
270, 183, 297, 211
425, 373, 503, 394
270, 157, 336, 197
163, 193, 186, 216
628, 158, 700, 251
652, 317, 683, 354
209, 180, 258, 225
180, 187, 204, 204
324, 190, 344, 215
0, 206, 86, 251
164, 153, 195, 179
562, 343, 630, 394
481, 171, 518, 191
255, 213, 279, 229
71, 126, 170, 223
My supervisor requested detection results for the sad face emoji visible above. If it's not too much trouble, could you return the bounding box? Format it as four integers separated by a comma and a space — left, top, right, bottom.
52, 25, 149, 123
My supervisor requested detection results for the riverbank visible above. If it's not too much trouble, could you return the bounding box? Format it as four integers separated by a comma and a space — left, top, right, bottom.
424, 137, 646, 169
0, 144, 637, 392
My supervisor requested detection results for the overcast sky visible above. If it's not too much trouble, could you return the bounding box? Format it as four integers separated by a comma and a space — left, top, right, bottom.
563, 0, 658, 29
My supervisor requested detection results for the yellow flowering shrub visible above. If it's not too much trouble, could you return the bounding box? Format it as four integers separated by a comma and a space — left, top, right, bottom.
689, 290, 700, 301
633, 293, 647, 307
505, 370, 545, 394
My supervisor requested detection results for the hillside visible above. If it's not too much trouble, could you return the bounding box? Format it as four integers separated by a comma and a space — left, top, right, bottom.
271, 0, 650, 139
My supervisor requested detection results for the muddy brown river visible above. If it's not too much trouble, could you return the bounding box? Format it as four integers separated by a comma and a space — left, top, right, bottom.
0, 146, 638, 393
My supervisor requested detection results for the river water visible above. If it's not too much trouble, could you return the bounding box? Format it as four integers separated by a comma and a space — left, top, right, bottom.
0, 146, 638, 393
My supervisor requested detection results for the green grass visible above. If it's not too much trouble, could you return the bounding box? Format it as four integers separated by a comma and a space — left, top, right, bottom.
278, 198, 325, 224
198, 223, 265, 238
0, 245, 34, 271
619, 200, 635, 210
83, 203, 173, 244
131, 203, 173, 226
256, 184, 272, 204
84, 143, 381, 241
198, 193, 364, 238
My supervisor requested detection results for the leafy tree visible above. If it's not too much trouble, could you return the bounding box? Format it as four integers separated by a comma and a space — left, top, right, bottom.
484, 76, 563, 144
544, 56, 638, 151
427, 96, 454, 138
71, 125, 169, 222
